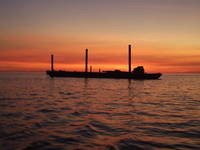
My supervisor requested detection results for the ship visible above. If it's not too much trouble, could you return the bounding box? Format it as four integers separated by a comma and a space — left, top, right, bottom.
46, 45, 162, 79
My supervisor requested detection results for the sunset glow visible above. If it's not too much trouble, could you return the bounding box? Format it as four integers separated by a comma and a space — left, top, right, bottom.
0, 0, 200, 73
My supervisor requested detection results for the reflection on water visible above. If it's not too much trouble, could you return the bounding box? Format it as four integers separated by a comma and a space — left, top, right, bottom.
0, 72, 200, 150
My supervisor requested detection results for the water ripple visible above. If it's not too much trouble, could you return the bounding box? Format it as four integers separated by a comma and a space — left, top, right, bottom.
0, 73, 200, 150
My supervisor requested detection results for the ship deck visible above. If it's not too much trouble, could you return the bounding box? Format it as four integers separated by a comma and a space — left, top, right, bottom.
46, 70, 162, 79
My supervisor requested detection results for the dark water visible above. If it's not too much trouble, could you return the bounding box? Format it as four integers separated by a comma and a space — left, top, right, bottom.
0, 72, 200, 150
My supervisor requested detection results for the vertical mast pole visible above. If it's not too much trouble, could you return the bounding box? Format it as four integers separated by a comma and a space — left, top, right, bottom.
85, 49, 88, 73
51, 54, 54, 71
128, 44, 131, 73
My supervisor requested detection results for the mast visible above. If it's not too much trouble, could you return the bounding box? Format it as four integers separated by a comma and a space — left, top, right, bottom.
51, 54, 54, 71
85, 49, 88, 73
128, 44, 132, 73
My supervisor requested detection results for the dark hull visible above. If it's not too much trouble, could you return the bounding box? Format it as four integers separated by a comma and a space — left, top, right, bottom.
46, 70, 162, 79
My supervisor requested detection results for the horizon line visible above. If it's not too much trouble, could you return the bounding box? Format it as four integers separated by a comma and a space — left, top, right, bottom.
0, 70, 200, 74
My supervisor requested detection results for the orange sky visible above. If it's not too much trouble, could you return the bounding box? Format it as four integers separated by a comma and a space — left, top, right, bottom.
0, 0, 200, 73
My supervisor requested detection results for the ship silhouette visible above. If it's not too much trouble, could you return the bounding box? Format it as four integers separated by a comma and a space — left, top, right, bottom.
46, 45, 162, 79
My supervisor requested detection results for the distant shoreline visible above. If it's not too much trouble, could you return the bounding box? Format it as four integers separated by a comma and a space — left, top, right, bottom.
0, 71, 200, 74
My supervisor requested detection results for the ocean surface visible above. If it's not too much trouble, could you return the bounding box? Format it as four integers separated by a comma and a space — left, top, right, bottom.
0, 72, 200, 150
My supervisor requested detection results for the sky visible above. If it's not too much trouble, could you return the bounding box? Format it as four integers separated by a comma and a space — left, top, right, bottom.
0, 0, 200, 73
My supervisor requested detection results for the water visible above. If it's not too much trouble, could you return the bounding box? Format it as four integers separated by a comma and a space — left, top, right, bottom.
0, 72, 200, 150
